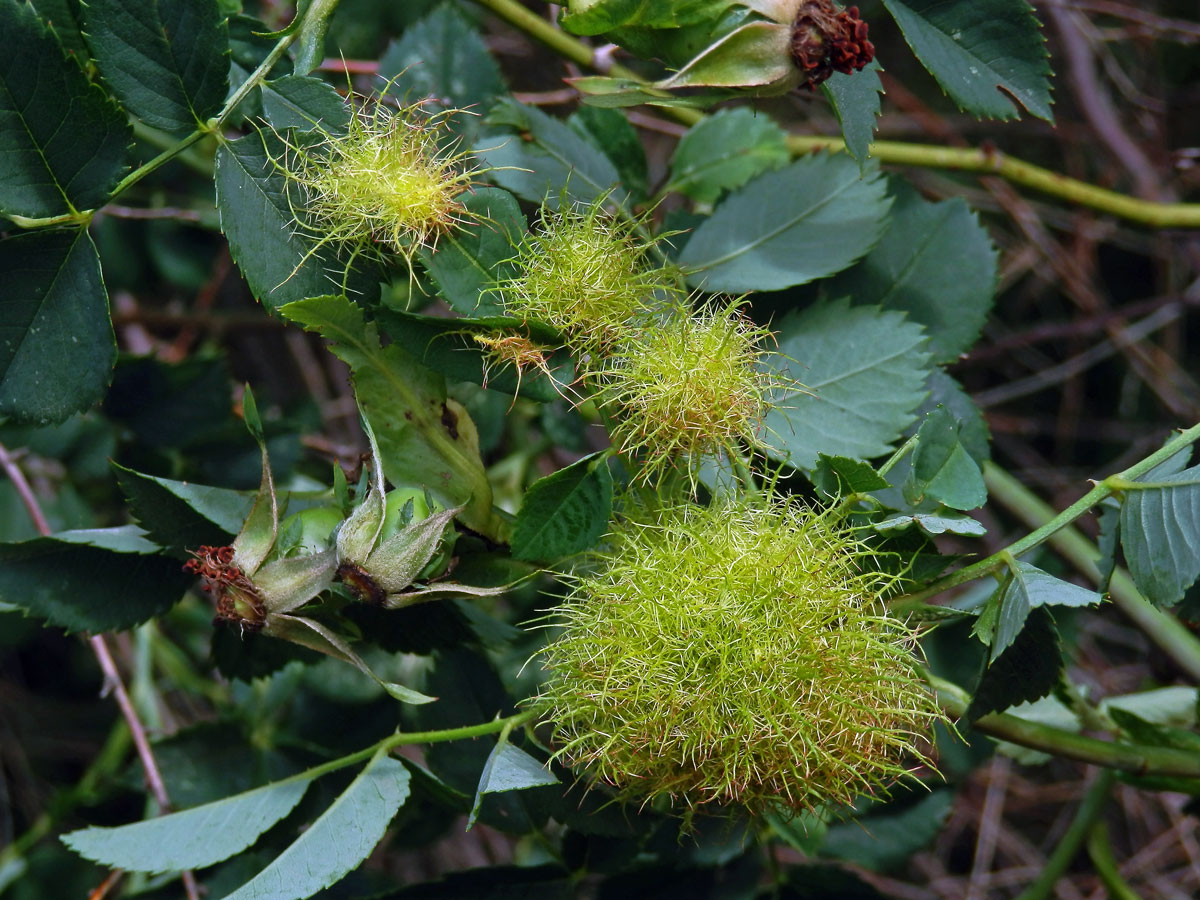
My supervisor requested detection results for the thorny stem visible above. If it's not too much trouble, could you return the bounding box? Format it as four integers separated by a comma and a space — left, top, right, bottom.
470, 0, 1200, 229
0, 441, 202, 900
896, 422, 1200, 608
1012, 769, 1116, 900
930, 675, 1200, 778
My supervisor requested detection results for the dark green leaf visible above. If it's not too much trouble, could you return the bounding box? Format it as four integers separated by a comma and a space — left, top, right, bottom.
29, 0, 86, 55
678, 153, 890, 292
1095, 497, 1120, 594
62, 775, 314, 873
417, 187, 526, 317
375, 310, 572, 403
820, 791, 954, 872
569, 106, 649, 203
907, 406, 987, 511
0, 531, 187, 632
478, 100, 625, 209
468, 741, 558, 828
880, 0, 1053, 122
512, 453, 613, 562
261, 74, 350, 133
812, 454, 890, 499
215, 130, 380, 309
0, 229, 114, 425
876, 509, 986, 537
374, 865, 573, 900
1119, 462, 1200, 607
81, 0, 229, 133
279, 296, 502, 540
103, 354, 234, 449
115, 464, 252, 555
829, 180, 997, 363
292, 0, 339, 75
821, 61, 883, 165
222, 753, 410, 900
765, 300, 931, 470
968, 606, 1061, 720
666, 107, 789, 205
990, 561, 1099, 661
0, 1, 128, 218
920, 369, 990, 462
379, 2, 505, 128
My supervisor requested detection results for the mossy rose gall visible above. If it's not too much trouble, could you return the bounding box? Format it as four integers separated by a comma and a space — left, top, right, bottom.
534, 496, 946, 818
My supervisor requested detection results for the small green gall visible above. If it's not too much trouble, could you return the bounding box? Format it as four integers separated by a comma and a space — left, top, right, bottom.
533, 496, 946, 818
594, 298, 782, 485
278, 96, 480, 271
501, 197, 677, 353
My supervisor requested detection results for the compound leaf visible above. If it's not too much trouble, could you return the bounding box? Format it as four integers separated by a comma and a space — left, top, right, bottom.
62, 776, 314, 873
0, 229, 114, 425
765, 300, 931, 470
81, 0, 229, 133
0, 1, 129, 218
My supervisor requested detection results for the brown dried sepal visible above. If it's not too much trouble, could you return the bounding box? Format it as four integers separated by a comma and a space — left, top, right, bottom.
336, 561, 386, 605
790, 0, 875, 89
184, 545, 266, 630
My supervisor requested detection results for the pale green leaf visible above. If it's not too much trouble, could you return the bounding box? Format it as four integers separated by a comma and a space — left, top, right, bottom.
468, 741, 558, 829
222, 753, 410, 900
679, 154, 891, 292
62, 777, 313, 873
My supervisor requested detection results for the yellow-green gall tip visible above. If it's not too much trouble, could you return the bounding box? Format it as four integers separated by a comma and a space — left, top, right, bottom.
533, 497, 946, 818
501, 197, 676, 350
283, 99, 478, 264
596, 299, 778, 483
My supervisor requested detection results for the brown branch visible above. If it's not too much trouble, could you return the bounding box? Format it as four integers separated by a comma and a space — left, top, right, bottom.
0, 441, 201, 900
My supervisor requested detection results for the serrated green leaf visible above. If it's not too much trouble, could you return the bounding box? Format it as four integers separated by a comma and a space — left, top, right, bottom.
812, 454, 889, 498
477, 100, 625, 209
29, 0, 86, 54
820, 791, 953, 872
678, 153, 890, 292
512, 453, 613, 562
215, 130, 380, 309
829, 181, 997, 363
279, 296, 501, 540
822, 61, 883, 165
0, 533, 187, 632
417, 187, 526, 317
375, 310, 572, 403
876, 509, 986, 537
261, 74, 350, 133
921, 370, 990, 463
81, 0, 229, 133
1095, 497, 1120, 595
379, 2, 505, 136
990, 561, 1100, 661
0, 1, 129, 218
908, 406, 986, 511
115, 465, 254, 551
0, 229, 114, 425
968, 606, 1060, 720
468, 741, 559, 829
765, 300, 930, 469
62, 775, 314, 873
1119, 462, 1200, 607
222, 752, 410, 900
880, 0, 1053, 122
569, 106, 649, 203
666, 107, 789, 204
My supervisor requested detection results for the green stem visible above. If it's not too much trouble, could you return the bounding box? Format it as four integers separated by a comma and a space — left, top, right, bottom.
931, 675, 1200, 778
1012, 769, 1116, 900
1086, 821, 1143, 900
980, 462, 1200, 683
470, 0, 1200, 229
899, 422, 1200, 608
